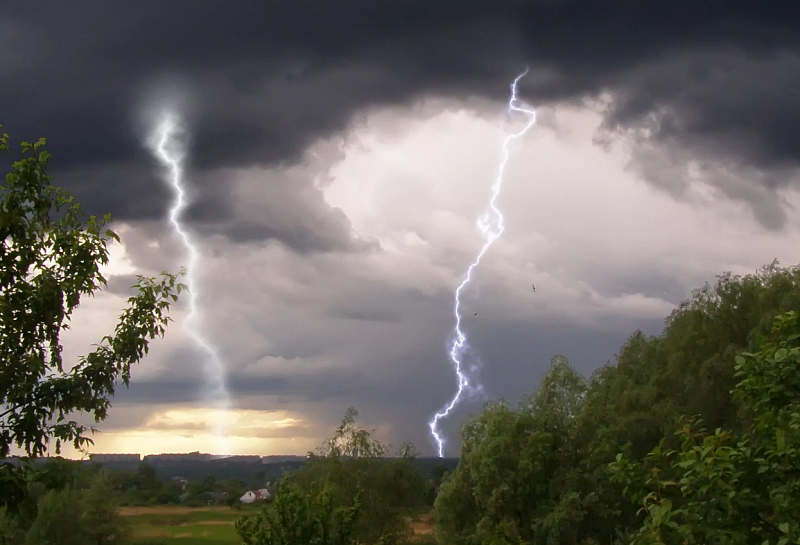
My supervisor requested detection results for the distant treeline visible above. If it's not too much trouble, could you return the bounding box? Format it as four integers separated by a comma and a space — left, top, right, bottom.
1, 456, 458, 488
81, 456, 457, 484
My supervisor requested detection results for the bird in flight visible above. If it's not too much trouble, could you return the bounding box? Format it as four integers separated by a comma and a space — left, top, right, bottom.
474, 312, 478, 316
532, 284, 536, 292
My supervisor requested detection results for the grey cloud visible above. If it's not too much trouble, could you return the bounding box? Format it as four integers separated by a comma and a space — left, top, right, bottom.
112, 368, 367, 412
331, 308, 401, 323
1, 0, 799, 239
105, 275, 145, 296
322, 281, 419, 323
606, 51, 800, 173
141, 415, 310, 439
188, 166, 375, 254
598, 50, 800, 228
107, 273, 666, 454
100, 200, 703, 456
577, 271, 697, 308
8, 0, 800, 456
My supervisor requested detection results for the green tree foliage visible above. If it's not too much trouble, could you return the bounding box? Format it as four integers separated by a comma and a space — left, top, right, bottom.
576, 264, 800, 542
611, 311, 800, 544
236, 481, 361, 545
0, 506, 24, 545
429, 464, 449, 490
82, 470, 132, 545
0, 124, 184, 460
239, 408, 427, 545
434, 263, 800, 545
1, 462, 132, 544
33, 458, 81, 494
0, 462, 29, 516
219, 477, 247, 507
25, 487, 86, 545
0, 458, 85, 531
295, 408, 427, 544
434, 356, 590, 545
251, 469, 266, 491
133, 463, 160, 493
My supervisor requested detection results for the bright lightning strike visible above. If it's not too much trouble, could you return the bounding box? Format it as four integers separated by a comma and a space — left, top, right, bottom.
429, 69, 537, 457
150, 112, 231, 455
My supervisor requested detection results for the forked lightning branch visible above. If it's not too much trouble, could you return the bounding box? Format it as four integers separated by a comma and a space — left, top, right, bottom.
149, 112, 231, 453
428, 69, 537, 457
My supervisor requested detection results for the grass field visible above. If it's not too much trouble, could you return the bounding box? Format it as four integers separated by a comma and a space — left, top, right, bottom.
122, 505, 257, 545
122, 505, 436, 544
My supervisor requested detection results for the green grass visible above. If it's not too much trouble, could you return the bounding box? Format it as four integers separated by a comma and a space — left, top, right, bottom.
122, 505, 263, 545
122, 504, 435, 544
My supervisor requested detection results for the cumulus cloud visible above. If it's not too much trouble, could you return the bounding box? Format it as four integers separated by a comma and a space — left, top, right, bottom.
3, 1, 800, 236
4, 2, 800, 455
24, 98, 800, 457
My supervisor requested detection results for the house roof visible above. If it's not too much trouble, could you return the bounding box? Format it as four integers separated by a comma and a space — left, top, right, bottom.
241, 488, 271, 499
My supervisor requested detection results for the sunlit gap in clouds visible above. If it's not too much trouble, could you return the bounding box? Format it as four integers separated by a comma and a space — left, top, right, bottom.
42, 407, 315, 458
145, 109, 232, 456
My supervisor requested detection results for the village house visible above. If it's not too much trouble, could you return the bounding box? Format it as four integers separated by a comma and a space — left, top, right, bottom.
239, 488, 271, 504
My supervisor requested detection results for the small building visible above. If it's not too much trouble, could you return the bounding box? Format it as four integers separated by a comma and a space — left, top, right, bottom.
239, 488, 271, 504
171, 476, 189, 491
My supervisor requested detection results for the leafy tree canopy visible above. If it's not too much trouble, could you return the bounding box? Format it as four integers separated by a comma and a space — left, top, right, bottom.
0, 125, 184, 460
240, 408, 427, 545
434, 263, 800, 545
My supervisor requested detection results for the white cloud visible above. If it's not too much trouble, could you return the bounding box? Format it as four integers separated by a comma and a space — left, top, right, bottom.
46, 97, 800, 456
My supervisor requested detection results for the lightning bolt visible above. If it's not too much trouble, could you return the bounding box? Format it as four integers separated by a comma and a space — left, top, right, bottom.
429, 69, 537, 457
150, 112, 231, 455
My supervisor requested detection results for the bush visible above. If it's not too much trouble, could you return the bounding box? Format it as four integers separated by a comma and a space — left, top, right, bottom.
25, 487, 86, 545
237, 481, 360, 545
0, 507, 24, 545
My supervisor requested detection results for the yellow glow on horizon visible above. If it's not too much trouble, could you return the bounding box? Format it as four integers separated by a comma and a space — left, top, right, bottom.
10, 407, 318, 459
83, 428, 317, 458
143, 407, 304, 432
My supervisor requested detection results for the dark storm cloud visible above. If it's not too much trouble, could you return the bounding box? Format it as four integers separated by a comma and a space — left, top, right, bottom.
114, 361, 368, 407
104, 278, 665, 453
105, 275, 142, 296
3, 0, 800, 236
186, 167, 377, 253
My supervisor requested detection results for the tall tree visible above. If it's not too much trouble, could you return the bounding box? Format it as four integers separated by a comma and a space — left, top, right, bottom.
237, 481, 361, 545
611, 311, 800, 544
241, 408, 426, 545
0, 125, 183, 459
435, 356, 589, 545
24, 487, 86, 545
82, 470, 131, 545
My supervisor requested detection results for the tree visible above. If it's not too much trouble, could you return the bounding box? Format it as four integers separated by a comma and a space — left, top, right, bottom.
251, 469, 266, 490
434, 356, 590, 545
565, 263, 800, 543
0, 507, 23, 545
318, 407, 389, 459
431, 264, 800, 544
25, 487, 86, 545
610, 311, 800, 544
0, 124, 183, 460
237, 481, 361, 545
656, 262, 800, 434
133, 463, 160, 494
429, 464, 449, 489
242, 408, 426, 545
33, 458, 81, 494
82, 470, 132, 545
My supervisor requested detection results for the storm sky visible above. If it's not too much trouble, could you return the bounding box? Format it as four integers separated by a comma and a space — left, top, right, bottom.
3, 1, 800, 457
